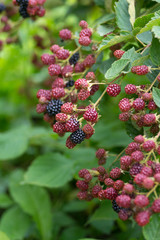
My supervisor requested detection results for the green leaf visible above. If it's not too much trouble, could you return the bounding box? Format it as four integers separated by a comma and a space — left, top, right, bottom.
153, 87, 160, 108
93, 0, 104, 8
98, 34, 133, 51
9, 171, 52, 240
143, 214, 160, 240
152, 0, 160, 2
24, 153, 74, 188
105, 59, 129, 79
115, 0, 132, 32
136, 31, 153, 44
0, 206, 31, 240
138, 18, 160, 34
125, 119, 144, 139
0, 194, 13, 208
152, 26, 160, 40
99, 58, 115, 75
134, 13, 154, 28
0, 231, 10, 240
150, 37, 160, 66
0, 126, 29, 161
95, 13, 115, 25
132, 55, 150, 66
127, 0, 136, 26
121, 47, 140, 62
97, 25, 114, 36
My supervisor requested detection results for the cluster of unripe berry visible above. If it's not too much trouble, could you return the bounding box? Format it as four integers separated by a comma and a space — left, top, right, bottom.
36, 20, 104, 148
13, 0, 46, 18
77, 133, 160, 227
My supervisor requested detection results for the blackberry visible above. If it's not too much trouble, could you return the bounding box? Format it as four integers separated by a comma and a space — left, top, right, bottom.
66, 80, 75, 88
112, 200, 121, 213
69, 52, 79, 65
18, 0, 29, 18
70, 129, 85, 144
46, 99, 63, 117
0, 3, 6, 13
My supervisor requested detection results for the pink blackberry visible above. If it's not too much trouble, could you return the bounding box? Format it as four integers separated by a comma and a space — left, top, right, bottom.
55, 113, 68, 123
130, 163, 142, 176
48, 64, 61, 76
37, 89, 51, 101
148, 100, 157, 110
125, 84, 137, 94
74, 62, 85, 73
110, 167, 121, 179
53, 122, 66, 134
154, 173, 160, 183
61, 65, 73, 77
141, 92, 152, 101
152, 199, 160, 213
141, 166, 153, 177
133, 98, 145, 110
50, 44, 61, 54
119, 98, 131, 112
103, 187, 118, 200
78, 169, 90, 178
79, 28, 92, 38
83, 108, 98, 123
52, 87, 65, 99
83, 55, 96, 68
134, 135, 144, 144
90, 84, 99, 95
77, 191, 87, 200
119, 112, 130, 122
104, 178, 114, 187
114, 180, 124, 190
120, 155, 132, 170
143, 114, 156, 126
66, 136, 76, 149
116, 195, 131, 208
118, 209, 129, 221
96, 148, 106, 159
125, 142, 140, 155
41, 53, 56, 65
157, 74, 160, 82
86, 72, 96, 80
76, 180, 88, 190
36, 104, 47, 114
61, 102, 74, 114
79, 20, 88, 29
131, 66, 137, 73
134, 173, 146, 185
65, 118, 80, 132
82, 124, 94, 135
79, 36, 91, 46
142, 140, 156, 152
78, 89, 90, 100
92, 185, 102, 197
131, 151, 144, 162
56, 49, 70, 60
106, 84, 121, 97
75, 78, 88, 89
84, 173, 92, 182
155, 163, 160, 174
59, 29, 72, 40
52, 78, 65, 88
135, 65, 149, 75
135, 211, 150, 226
123, 184, 134, 194
134, 195, 149, 207
143, 177, 154, 189
113, 50, 125, 59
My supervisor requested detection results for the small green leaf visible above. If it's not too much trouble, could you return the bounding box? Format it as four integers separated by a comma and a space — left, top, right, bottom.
138, 18, 160, 34
143, 214, 160, 240
95, 13, 115, 25
115, 0, 132, 32
134, 13, 154, 28
105, 59, 129, 79
150, 37, 160, 66
153, 87, 160, 108
132, 55, 150, 66
97, 25, 114, 36
0, 206, 31, 240
152, 26, 160, 40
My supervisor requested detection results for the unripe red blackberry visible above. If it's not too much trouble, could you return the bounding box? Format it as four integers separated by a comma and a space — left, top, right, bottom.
83, 55, 96, 68
135, 65, 149, 75
134, 135, 144, 144
131, 66, 137, 73
157, 74, 160, 82
141, 92, 152, 101
98, 190, 105, 200
125, 142, 140, 155
116, 195, 131, 208
79, 28, 92, 38
135, 211, 150, 226
106, 84, 121, 97
131, 150, 144, 162
43, 114, 54, 123
79, 36, 91, 46
118, 209, 129, 221
59, 29, 72, 40
96, 148, 106, 159
155, 163, 160, 174
92, 185, 102, 197
82, 124, 94, 135
74, 62, 85, 73
143, 177, 154, 189
120, 155, 132, 170
148, 100, 157, 110
78, 169, 89, 178
104, 178, 114, 187
119, 112, 130, 122
90, 84, 99, 95
36, 104, 47, 114
142, 140, 156, 152
157, 146, 160, 155
133, 98, 145, 110
98, 158, 106, 165
48, 64, 61, 76
52, 78, 65, 88
134, 195, 149, 208
77, 191, 88, 200
130, 163, 142, 176
79, 20, 88, 28
123, 183, 134, 194
150, 124, 159, 135
65, 118, 80, 132
154, 173, 160, 183
61, 102, 74, 114
56, 113, 68, 123
84, 173, 92, 182
152, 199, 160, 212
86, 72, 96, 80
50, 44, 61, 54
83, 108, 98, 123
62, 65, 73, 77
41, 54, 56, 65
114, 180, 124, 190
75, 78, 88, 89
141, 166, 153, 177
78, 89, 90, 100
113, 50, 125, 59
110, 167, 121, 179
143, 114, 156, 126
66, 136, 76, 149
76, 180, 88, 190
119, 98, 131, 112
37, 89, 52, 101
56, 49, 70, 60
125, 84, 137, 94
134, 173, 146, 185
103, 187, 118, 200
52, 87, 65, 99
53, 122, 66, 134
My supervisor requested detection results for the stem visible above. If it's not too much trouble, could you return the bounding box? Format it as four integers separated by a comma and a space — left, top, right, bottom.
141, 43, 151, 55
146, 183, 158, 197
112, 148, 127, 165
94, 87, 107, 107
146, 74, 159, 93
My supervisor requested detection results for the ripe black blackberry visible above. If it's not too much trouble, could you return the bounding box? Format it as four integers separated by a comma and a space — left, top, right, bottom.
69, 52, 79, 65
0, 3, 6, 13
66, 80, 74, 88
112, 200, 121, 213
70, 129, 86, 144
46, 99, 63, 117
17, 0, 29, 18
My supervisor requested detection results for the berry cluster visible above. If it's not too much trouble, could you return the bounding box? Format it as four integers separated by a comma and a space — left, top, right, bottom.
13, 0, 46, 18
77, 133, 160, 226
36, 20, 103, 148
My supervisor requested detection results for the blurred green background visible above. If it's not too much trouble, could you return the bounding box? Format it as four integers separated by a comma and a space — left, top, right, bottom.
0, 0, 158, 239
